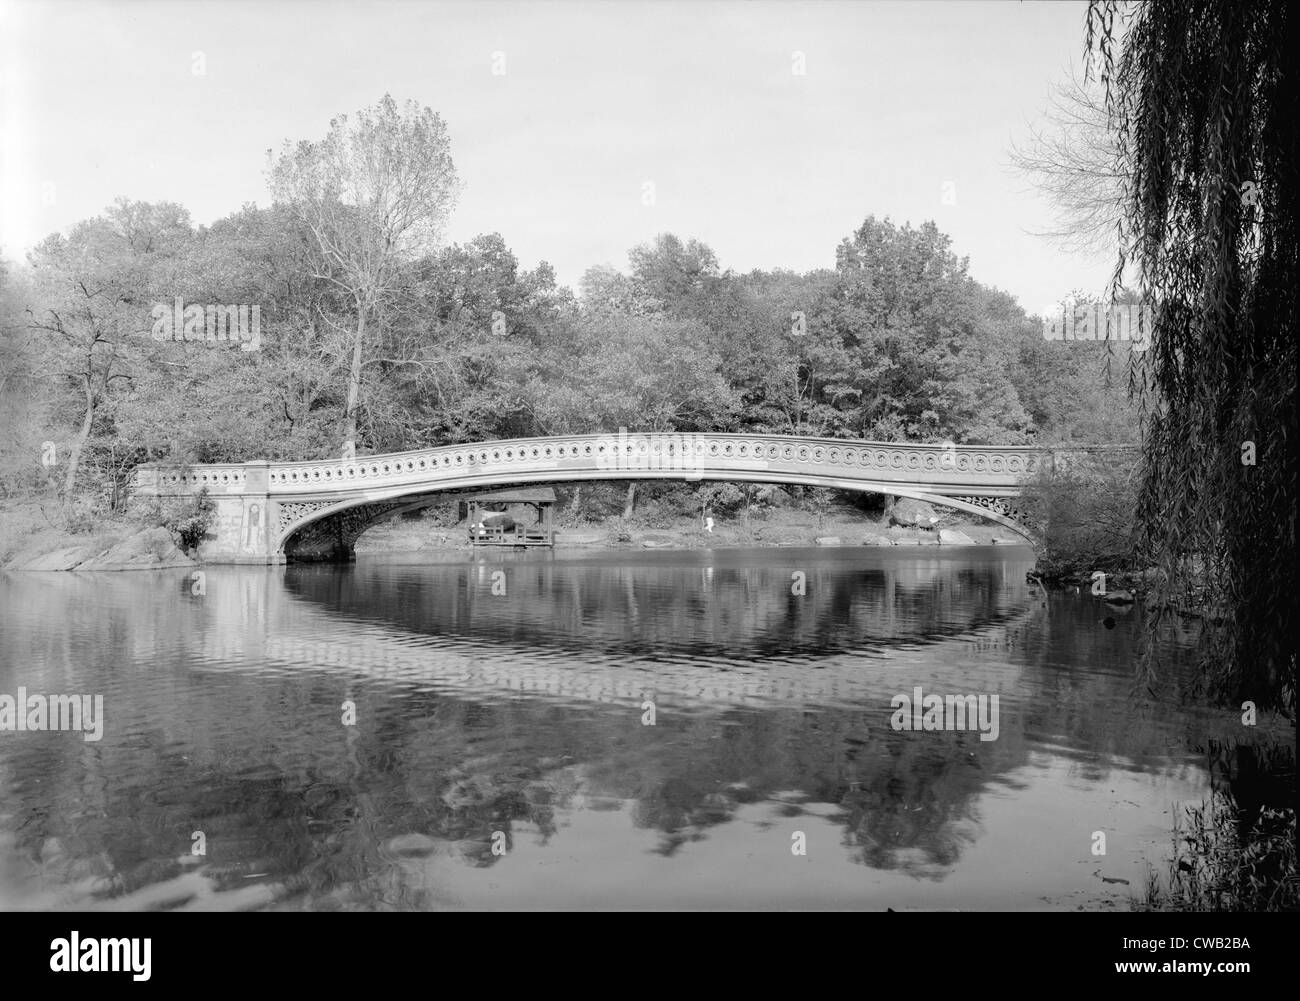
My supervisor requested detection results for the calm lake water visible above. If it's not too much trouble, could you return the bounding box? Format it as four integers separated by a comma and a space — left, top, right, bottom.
0, 545, 1228, 910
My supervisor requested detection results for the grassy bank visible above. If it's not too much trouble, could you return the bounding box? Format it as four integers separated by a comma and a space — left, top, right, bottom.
0, 501, 131, 568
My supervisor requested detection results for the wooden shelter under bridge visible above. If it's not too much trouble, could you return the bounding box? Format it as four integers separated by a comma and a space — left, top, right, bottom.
461, 487, 556, 547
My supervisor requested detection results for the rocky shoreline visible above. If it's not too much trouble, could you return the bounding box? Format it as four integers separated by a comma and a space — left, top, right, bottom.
2, 525, 196, 572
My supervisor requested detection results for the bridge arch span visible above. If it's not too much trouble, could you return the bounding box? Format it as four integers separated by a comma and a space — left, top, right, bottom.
276, 470, 1036, 561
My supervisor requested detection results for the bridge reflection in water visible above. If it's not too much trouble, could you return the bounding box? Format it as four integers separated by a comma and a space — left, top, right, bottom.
187, 550, 1040, 708
0, 549, 1208, 911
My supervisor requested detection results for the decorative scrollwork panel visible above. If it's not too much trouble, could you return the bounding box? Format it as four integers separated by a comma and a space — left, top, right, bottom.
955, 495, 1037, 531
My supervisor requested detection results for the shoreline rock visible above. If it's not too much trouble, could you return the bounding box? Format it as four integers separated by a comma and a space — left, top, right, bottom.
889, 498, 940, 529
9, 545, 104, 571
7, 526, 194, 572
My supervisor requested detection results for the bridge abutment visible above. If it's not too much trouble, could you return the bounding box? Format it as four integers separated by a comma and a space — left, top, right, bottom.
133, 461, 285, 564
200, 462, 285, 564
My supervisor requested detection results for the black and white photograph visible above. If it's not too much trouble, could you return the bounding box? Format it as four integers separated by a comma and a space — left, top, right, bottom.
0, 0, 1293, 971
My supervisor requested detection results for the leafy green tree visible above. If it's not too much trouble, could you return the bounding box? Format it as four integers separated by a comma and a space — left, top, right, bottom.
385, 234, 572, 447
0, 259, 50, 499
25, 200, 193, 497
626, 233, 720, 312
528, 308, 734, 515
828, 216, 1034, 442
105, 202, 347, 466
1011, 289, 1142, 445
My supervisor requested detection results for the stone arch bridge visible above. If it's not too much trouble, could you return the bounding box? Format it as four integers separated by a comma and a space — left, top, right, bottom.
131, 432, 1135, 564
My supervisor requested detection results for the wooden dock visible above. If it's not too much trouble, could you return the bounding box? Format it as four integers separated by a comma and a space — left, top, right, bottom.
465, 486, 556, 547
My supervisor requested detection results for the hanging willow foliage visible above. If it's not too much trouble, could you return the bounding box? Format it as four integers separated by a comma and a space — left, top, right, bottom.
1087, 1, 1296, 712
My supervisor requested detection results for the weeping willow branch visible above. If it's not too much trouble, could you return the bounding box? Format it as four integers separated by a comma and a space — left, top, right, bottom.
1088, 0, 1296, 712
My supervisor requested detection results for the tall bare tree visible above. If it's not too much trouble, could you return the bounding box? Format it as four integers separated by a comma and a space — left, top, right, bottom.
268, 94, 461, 454
1010, 70, 1127, 259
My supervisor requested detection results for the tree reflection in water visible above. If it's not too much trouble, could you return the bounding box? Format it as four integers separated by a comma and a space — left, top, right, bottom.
0, 549, 1224, 910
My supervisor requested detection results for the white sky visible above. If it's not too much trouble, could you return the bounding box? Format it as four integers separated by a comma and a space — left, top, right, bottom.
0, 0, 1115, 316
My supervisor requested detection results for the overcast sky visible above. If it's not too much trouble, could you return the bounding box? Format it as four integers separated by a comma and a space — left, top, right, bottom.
1, 0, 1114, 316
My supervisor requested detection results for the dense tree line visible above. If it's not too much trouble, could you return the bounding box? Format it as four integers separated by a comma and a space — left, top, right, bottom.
0, 205, 1137, 513
0, 94, 1140, 538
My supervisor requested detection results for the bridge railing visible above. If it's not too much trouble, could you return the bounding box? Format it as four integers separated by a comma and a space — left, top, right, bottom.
133, 433, 1139, 498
